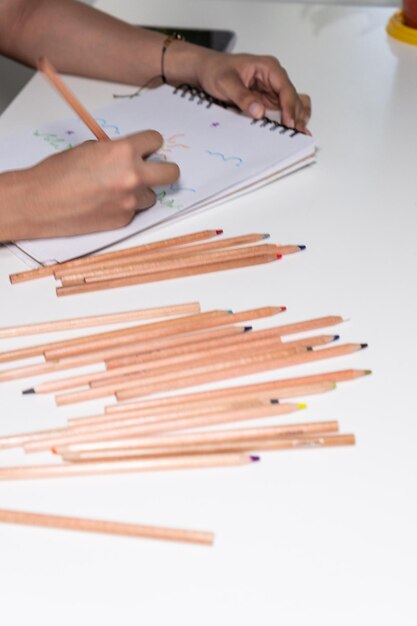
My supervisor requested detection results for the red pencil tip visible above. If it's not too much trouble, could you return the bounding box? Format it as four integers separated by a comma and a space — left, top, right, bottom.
215, 229, 223, 235
276, 254, 282, 260
280, 306, 287, 312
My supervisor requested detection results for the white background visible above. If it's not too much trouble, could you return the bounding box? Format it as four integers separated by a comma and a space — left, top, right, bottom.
0, 1, 416, 625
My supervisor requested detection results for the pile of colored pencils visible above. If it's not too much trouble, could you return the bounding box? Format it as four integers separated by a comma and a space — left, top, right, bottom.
9, 229, 305, 296
0, 300, 368, 483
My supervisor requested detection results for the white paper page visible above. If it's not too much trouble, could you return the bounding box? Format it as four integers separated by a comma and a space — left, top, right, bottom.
0, 85, 314, 263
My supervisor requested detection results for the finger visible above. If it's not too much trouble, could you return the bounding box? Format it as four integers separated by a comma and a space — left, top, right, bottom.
220, 71, 265, 119
124, 130, 164, 159
134, 187, 157, 211
142, 161, 180, 188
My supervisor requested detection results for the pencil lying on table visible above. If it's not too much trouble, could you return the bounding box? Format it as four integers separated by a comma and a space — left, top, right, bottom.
57, 421, 341, 458
0, 453, 259, 481
0, 507, 214, 545
9, 229, 225, 283
0, 302, 201, 339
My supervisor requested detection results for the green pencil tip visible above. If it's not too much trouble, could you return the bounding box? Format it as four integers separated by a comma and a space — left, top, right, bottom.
227, 309, 233, 314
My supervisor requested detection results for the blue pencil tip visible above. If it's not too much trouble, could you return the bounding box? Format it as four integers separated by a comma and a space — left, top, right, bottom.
333, 335, 340, 341
263, 233, 271, 239
298, 245, 306, 250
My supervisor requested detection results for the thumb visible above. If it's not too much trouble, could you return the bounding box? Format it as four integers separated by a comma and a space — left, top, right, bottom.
221, 72, 265, 119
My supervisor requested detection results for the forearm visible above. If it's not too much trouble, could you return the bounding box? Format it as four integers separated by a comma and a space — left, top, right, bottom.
0, 0, 207, 86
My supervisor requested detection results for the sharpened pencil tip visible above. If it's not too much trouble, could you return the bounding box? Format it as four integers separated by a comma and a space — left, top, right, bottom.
244, 325, 253, 332
333, 335, 340, 341
22, 388, 35, 395
215, 229, 223, 235
276, 254, 283, 259
364, 369, 372, 376
360, 343, 368, 350
306, 346, 313, 351
270, 399, 280, 404
298, 245, 306, 250
263, 233, 271, 239
298, 403, 307, 410
250, 455, 261, 462
227, 310, 233, 314
280, 306, 287, 312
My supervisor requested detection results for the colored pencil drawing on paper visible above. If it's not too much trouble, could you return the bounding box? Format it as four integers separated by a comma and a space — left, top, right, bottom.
94, 118, 121, 136
169, 184, 197, 194
206, 150, 243, 167
33, 130, 74, 151
157, 190, 183, 211
158, 134, 190, 161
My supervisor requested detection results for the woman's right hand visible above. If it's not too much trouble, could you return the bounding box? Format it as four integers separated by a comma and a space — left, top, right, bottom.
0, 130, 180, 240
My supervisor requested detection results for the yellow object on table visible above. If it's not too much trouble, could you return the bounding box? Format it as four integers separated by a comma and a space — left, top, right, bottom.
387, 11, 417, 46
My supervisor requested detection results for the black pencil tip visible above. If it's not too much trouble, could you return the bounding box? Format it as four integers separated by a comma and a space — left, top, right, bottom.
360, 343, 368, 350
306, 346, 313, 351
22, 388, 35, 395
270, 399, 280, 404
244, 325, 253, 332
298, 245, 307, 250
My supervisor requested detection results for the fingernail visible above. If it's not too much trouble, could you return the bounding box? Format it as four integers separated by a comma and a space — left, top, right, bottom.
249, 102, 263, 118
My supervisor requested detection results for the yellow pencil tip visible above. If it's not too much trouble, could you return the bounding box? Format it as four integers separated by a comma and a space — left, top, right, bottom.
298, 403, 307, 410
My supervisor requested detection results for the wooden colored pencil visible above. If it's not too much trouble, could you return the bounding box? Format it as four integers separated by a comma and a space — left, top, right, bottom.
0, 453, 258, 481
60, 433, 354, 462
38, 56, 110, 142
0, 326, 247, 383
106, 332, 337, 370
0, 508, 214, 545
0, 312, 337, 367
55, 233, 273, 282
0, 309, 230, 364
55, 346, 306, 406
56, 254, 282, 297
26, 328, 287, 394
0, 302, 201, 339
0, 399, 274, 451
114, 343, 368, 403
24, 403, 302, 453
58, 421, 340, 458
31, 334, 335, 396
9, 229, 224, 284
61, 244, 301, 286
68, 382, 335, 427
43, 307, 284, 361
105, 369, 369, 416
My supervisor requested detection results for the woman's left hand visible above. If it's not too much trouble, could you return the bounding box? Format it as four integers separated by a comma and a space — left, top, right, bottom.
194, 51, 311, 132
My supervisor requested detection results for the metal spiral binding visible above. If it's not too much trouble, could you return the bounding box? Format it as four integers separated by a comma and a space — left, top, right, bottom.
173, 84, 299, 136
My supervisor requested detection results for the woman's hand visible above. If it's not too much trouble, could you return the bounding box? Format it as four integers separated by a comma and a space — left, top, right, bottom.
0, 130, 180, 241
189, 50, 311, 132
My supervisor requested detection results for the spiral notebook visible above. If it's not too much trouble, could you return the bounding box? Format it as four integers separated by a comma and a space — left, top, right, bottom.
0, 84, 315, 265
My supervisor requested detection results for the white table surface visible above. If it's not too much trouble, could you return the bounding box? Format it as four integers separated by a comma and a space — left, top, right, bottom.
0, 2, 416, 624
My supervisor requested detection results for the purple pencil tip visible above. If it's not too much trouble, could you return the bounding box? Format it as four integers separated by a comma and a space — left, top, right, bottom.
250, 455, 261, 462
